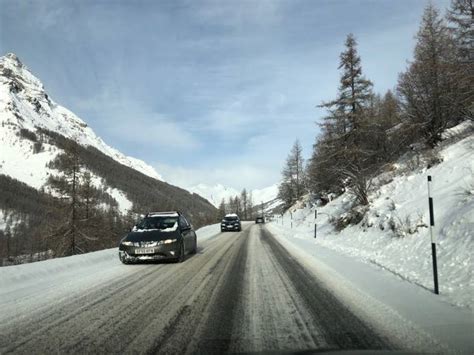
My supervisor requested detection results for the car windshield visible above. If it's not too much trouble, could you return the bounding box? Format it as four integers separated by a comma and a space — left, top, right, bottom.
135, 217, 178, 230
224, 216, 238, 221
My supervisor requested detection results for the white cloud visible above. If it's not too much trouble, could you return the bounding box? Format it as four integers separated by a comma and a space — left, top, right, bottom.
110, 114, 200, 151
191, 0, 284, 29
75, 87, 200, 151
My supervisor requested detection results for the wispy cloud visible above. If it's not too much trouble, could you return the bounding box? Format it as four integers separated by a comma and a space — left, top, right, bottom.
75, 87, 200, 151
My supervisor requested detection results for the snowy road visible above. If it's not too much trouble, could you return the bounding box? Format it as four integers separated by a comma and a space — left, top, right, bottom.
1, 224, 401, 354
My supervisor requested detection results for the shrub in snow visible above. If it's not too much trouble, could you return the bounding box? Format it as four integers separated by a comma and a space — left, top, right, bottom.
425, 149, 443, 169
388, 213, 428, 238
332, 206, 368, 232
18, 128, 37, 142
33, 141, 43, 154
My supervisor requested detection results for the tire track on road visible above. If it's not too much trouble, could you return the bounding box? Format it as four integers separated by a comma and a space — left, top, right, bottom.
259, 226, 395, 351
0, 227, 247, 354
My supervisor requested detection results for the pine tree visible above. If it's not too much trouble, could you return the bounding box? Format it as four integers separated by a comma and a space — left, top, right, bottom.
278, 140, 305, 209
218, 198, 226, 220
247, 191, 254, 219
308, 34, 375, 205
447, 0, 474, 63
47, 142, 83, 255
398, 4, 462, 147
447, 0, 474, 120
80, 172, 96, 220
234, 196, 242, 215
319, 33, 373, 141
240, 188, 248, 220
369, 90, 403, 163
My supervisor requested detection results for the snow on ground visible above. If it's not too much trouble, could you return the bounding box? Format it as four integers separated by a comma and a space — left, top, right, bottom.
85, 173, 133, 214
269, 131, 473, 309
0, 223, 222, 288
0, 222, 223, 321
195, 223, 222, 241
0, 122, 133, 215
266, 223, 474, 354
0, 122, 60, 189
108, 187, 133, 214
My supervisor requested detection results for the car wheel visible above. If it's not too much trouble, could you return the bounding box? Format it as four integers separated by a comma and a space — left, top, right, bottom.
119, 252, 131, 264
191, 237, 197, 254
221, 229, 225, 232
177, 241, 185, 263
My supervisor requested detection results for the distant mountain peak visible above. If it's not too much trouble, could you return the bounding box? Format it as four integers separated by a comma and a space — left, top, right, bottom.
4, 53, 22, 66
187, 183, 280, 208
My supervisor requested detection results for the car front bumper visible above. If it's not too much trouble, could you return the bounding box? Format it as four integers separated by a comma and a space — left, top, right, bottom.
119, 242, 180, 262
221, 224, 241, 230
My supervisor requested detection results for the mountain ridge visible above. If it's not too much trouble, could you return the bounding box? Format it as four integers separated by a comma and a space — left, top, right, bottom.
0, 52, 279, 211
0, 53, 163, 181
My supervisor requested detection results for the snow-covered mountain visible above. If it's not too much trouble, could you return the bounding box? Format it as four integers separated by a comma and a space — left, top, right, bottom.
0, 53, 162, 183
252, 184, 279, 205
0, 52, 279, 215
188, 184, 240, 207
188, 183, 280, 208
0, 53, 216, 225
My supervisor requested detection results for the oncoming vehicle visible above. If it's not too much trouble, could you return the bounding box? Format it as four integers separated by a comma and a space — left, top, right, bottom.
221, 213, 241, 232
255, 216, 265, 224
118, 211, 197, 264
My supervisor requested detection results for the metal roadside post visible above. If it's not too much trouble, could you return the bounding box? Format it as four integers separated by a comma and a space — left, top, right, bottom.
427, 175, 439, 295
290, 212, 293, 229
314, 210, 317, 238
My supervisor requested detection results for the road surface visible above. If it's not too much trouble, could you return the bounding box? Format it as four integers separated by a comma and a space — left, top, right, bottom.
0, 224, 396, 354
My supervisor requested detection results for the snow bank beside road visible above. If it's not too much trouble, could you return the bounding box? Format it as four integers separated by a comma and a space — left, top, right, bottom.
271, 132, 473, 309
0, 223, 222, 289
266, 224, 474, 354
196, 223, 221, 242
0, 222, 231, 327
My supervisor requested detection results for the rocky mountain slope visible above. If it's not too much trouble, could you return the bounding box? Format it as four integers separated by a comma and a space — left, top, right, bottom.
0, 53, 217, 263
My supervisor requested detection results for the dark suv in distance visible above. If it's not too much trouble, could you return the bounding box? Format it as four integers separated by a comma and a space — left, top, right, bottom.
118, 211, 197, 264
255, 216, 265, 224
221, 214, 242, 232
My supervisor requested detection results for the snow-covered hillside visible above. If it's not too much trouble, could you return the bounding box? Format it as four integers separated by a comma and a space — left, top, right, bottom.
269, 122, 473, 309
252, 184, 279, 205
0, 53, 162, 184
188, 183, 240, 207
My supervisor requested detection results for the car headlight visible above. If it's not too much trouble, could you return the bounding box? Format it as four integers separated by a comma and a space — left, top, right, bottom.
163, 239, 177, 244
122, 241, 134, 246
144, 241, 159, 247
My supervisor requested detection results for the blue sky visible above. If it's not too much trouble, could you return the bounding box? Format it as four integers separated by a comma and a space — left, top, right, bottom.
1, 0, 450, 190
